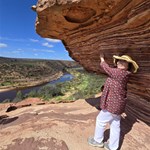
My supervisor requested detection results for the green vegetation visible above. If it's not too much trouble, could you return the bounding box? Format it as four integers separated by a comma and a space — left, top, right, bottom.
36, 84, 63, 100
58, 69, 106, 100
1, 56, 105, 103
0, 57, 79, 89
0, 81, 13, 86
22, 69, 106, 102
13, 91, 23, 102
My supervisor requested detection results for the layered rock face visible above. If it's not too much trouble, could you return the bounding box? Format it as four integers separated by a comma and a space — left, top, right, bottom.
33, 0, 150, 124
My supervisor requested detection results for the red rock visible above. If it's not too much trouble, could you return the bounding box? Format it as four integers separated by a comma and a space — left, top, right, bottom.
0, 100, 149, 150
34, 0, 150, 124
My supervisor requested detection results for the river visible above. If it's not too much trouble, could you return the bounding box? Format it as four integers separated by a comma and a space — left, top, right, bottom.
0, 74, 73, 102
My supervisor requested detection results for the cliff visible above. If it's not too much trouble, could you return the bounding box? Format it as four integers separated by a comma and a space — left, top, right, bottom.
33, 0, 150, 124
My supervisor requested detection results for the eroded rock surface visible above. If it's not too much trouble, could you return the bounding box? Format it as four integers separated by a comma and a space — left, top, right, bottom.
0, 100, 150, 150
33, 0, 150, 124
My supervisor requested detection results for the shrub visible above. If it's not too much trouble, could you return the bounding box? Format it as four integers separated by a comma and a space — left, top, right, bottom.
23, 69, 106, 101
37, 84, 63, 100
61, 70, 106, 99
13, 90, 23, 102
25, 90, 37, 98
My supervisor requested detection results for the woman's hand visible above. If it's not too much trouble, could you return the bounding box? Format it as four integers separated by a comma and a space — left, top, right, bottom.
100, 53, 105, 62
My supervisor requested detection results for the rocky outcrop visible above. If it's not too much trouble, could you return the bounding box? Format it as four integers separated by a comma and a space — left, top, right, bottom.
33, 0, 150, 124
0, 99, 150, 150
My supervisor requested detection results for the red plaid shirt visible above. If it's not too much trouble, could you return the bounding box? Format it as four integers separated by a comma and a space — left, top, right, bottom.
100, 61, 131, 115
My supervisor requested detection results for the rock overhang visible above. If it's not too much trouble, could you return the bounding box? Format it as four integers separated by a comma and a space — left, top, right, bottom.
33, 0, 150, 124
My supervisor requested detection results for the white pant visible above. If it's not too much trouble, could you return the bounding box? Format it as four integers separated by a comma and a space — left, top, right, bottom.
94, 110, 121, 150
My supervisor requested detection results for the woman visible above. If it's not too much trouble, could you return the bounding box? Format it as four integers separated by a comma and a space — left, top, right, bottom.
88, 53, 139, 150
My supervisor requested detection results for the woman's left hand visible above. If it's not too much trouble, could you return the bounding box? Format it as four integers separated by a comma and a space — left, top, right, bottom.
100, 53, 105, 62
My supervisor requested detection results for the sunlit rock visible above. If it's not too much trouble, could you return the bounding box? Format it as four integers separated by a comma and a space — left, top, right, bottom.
34, 0, 150, 124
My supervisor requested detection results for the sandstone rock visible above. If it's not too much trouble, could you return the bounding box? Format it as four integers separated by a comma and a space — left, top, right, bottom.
34, 0, 150, 124
0, 98, 46, 113
0, 100, 150, 150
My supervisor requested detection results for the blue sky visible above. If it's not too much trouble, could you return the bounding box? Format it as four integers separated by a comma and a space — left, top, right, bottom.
0, 0, 72, 60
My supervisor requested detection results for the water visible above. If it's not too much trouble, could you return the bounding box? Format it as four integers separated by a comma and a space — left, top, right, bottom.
0, 74, 73, 102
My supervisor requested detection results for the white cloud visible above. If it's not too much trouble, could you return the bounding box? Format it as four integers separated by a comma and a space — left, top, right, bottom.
30, 38, 39, 42
42, 42, 54, 48
41, 49, 55, 53
12, 50, 21, 54
0, 43, 7, 48
17, 48, 24, 51
34, 53, 38, 56
33, 49, 55, 53
0, 37, 25, 42
45, 38, 61, 43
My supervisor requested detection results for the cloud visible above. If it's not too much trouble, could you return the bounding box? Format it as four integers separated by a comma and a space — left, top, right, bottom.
30, 39, 39, 42
12, 50, 21, 54
17, 48, 24, 51
45, 38, 61, 43
41, 49, 55, 53
33, 49, 55, 53
9, 49, 25, 54
42, 42, 54, 48
0, 43, 8, 48
0, 37, 25, 42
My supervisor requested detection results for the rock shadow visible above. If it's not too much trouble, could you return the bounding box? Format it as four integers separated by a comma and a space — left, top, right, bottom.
85, 96, 101, 110
118, 113, 138, 149
85, 97, 138, 150
0, 116, 18, 125
0, 115, 9, 120
104, 114, 138, 150
6, 106, 18, 112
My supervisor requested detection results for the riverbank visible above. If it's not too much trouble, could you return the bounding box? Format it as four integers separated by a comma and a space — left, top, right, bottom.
0, 57, 80, 93
0, 71, 63, 93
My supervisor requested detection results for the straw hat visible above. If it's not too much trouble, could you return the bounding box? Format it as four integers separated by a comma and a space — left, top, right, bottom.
113, 55, 139, 73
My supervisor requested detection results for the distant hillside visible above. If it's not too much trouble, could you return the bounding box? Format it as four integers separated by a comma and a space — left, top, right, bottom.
0, 57, 80, 90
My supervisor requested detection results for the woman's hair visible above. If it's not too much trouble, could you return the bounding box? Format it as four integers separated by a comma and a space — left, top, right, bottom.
128, 63, 133, 72
101, 85, 104, 92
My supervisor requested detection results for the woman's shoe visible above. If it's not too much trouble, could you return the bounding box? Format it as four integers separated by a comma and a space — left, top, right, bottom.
88, 137, 104, 148
104, 142, 111, 150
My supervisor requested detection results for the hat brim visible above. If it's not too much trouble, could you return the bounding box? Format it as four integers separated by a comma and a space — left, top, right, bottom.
113, 55, 139, 73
